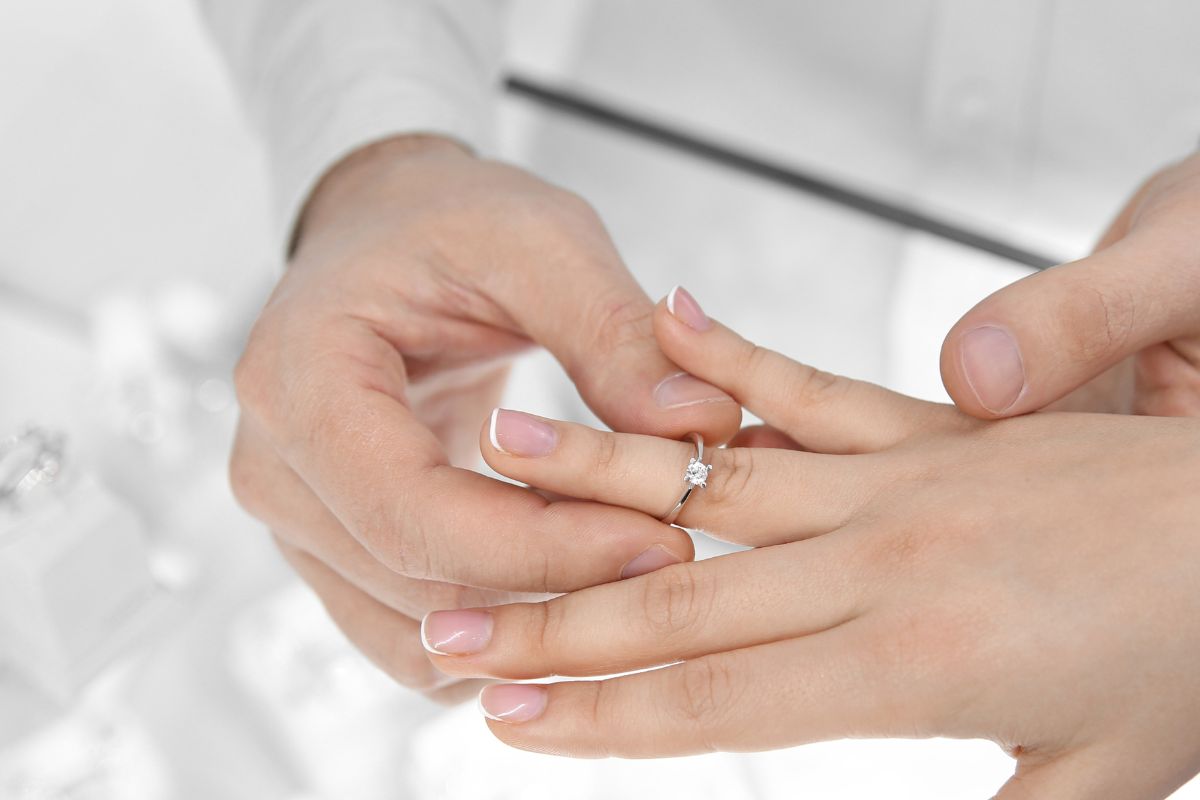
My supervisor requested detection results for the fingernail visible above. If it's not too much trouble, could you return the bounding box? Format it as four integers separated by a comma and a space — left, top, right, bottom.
959, 326, 1025, 413
479, 684, 548, 724
666, 285, 711, 331
620, 544, 682, 579
490, 408, 558, 457
653, 372, 734, 409
421, 609, 494, 655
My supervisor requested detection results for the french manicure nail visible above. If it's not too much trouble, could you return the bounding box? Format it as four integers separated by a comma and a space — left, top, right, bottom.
960, 326, 1025, 413
666, 285, 711, 331
490, 408, 558, 457
479, 684, 548, 724
653, 372, 734, 409
620, 544, 682, 579
421, 609, 494, 655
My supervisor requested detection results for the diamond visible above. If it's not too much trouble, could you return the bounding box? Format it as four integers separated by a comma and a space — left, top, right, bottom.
684, 458, 710, 488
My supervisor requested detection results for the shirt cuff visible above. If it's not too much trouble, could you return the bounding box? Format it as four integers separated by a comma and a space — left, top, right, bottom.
273, 78, 495, 254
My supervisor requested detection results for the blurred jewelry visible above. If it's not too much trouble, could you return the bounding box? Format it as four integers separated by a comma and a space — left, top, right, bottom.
0, 426, 64, 509
661, 432, 712, 525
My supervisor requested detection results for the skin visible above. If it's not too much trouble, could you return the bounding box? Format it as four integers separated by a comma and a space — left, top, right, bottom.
228, 134, 740, 699
425, 299, 1200, 798
228, 127, 1200, 790
943, 152, 1200, 419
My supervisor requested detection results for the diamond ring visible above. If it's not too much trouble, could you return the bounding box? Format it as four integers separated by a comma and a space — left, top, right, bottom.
661, 432, 712, 526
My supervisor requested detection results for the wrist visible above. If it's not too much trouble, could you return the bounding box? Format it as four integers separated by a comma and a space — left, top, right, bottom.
292, 134, 472, 255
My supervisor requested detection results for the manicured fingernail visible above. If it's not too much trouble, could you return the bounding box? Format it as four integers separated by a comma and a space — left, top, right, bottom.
666, 285, 711, 331
620, 544, 682, 579
421, 609, 494, 655
490, 408, 558, 457
479, 684, 548, 723
653, 372, 733, 409
960, 326, 1025, 413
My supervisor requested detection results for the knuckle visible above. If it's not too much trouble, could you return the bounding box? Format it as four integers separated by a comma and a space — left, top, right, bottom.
545, 186, 597, 223
591, 430, 621, 477
355, 465, 441, 581
227, 436, 270, 521
534, 599, 562, 662
736, 341, 848, 411
736, 342, 773, 381
706, 447, 756, 511
1061, 282, 1136, 364
789, 364, 847, 410
585, 292, 656, 363
386, 518, 434, 579
513, 183, 593, 223
505, 185, 605, 257
672, 655, 742, 732
640, 564, 713, 641
581, 679, 616, 756
863, 523, 931, 576
232, 318, 280, 423
855, 515, 953, 587
368, 485, 432, 579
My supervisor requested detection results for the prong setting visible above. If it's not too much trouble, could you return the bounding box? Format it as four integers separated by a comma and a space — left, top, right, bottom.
684, 457, 711, 489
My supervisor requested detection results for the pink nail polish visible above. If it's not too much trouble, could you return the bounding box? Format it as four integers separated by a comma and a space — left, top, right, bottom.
959, 326, 1025, 413
620, 545, 682, 579
653, 372, 734, 409
479, 684, 548, 724
489, 408, 558, 457
421, 609, 494, 655
666, 285, 711, 331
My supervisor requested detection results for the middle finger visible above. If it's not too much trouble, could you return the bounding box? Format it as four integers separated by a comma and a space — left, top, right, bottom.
423, 534, 867, 681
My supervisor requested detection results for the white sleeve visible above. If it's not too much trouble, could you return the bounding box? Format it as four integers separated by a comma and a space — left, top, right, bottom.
197, 0, 505, 250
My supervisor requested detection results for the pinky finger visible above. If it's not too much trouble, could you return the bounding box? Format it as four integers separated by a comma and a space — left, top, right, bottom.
478, 620, 907, 759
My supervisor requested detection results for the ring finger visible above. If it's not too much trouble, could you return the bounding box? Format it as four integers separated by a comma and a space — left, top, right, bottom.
480, 409, 891, 544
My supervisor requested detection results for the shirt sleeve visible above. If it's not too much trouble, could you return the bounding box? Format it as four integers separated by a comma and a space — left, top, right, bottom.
196, 0, 505, 251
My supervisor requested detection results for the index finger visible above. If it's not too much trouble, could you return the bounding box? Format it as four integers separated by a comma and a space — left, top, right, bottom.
654, 287, 968, 453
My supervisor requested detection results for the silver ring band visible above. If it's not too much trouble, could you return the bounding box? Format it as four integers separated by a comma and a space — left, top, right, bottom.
661, 432, 712, 526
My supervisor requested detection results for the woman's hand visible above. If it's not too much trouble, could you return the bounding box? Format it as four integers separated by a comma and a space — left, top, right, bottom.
421, 288, 1200, 799
943, 152, 1200, 418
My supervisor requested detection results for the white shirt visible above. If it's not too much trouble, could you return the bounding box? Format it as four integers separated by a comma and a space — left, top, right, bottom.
190, 4, 1200, 798
197, 0, 1200, 265
198, 0, 504, 248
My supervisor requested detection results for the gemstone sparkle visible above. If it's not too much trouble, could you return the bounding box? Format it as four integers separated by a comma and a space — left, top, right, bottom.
684, 458, 710, 488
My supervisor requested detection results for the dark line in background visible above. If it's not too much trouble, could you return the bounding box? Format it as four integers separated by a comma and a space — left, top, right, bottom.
0, 277, 87, 336
504, 74, 1059, 271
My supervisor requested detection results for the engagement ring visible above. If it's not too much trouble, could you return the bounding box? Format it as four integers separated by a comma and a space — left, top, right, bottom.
661, 432, 711, 526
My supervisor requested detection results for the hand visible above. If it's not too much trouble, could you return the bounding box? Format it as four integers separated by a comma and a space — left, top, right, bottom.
229, 137, 740, 700
423, 287, 1200, 798
942, 152, 1200, 418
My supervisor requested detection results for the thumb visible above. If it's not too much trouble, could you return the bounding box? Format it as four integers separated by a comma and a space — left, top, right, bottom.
941, 234, 1199, 418
503, 254, 741, 443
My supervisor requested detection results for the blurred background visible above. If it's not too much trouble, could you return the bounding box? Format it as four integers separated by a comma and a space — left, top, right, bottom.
1, 0, 1198, 797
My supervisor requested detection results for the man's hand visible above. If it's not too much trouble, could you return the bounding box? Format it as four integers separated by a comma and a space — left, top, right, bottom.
942, 152, 1200, 418
229, 135, 740, 699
